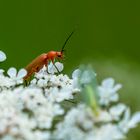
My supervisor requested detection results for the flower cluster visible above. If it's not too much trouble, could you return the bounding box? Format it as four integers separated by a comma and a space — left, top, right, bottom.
53, 67, 140, 140
54, 88, 140, 140
0, 50, 140, 140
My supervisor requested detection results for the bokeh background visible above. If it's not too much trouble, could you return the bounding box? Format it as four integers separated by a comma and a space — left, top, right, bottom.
0, 0, 140, 139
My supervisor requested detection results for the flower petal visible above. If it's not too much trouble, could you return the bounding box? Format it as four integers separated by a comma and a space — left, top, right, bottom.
0, 69, 4, 75
48, 62, 64, 74
72, 69, 81, 79
109, 103, 126, 120
113, 84, 122, 92
119, 108, 131, 133
128, 112, 140, 128
48, 62, 55, 74
55, 62, 64, 72
102, 78, 114, 88
110, 94, 119, 102
17, 69, 27, 79
7, 67, 17, 78
0, 51, 6, 62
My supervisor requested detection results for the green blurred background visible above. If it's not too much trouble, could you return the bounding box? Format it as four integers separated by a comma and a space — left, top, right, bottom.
0, 0, 140, 139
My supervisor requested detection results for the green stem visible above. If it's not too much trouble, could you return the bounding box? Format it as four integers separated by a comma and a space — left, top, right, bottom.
85, 85, 98, 115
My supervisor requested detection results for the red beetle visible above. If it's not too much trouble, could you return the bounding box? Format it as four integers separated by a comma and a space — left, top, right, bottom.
24, 31, 74, 80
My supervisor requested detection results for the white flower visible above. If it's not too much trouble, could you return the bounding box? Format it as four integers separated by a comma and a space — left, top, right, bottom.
54, 105, 95, 140
119, 108, 140, 133
54, 105, 124, 140
35, 62, 64, 79
109, 103, 126, 121
72, 69, 81, 79
31, 69, 77, 103
0, 51, 6, 62
96, 124, 124, 140
34, 131, 50, 140
35, 65, 48, 79
95, 110, 112, 123
98, 78, 122, 106
0, 75, 14, 88
48, 62, 64, 74
0, 69, 4, 75
45, 87, 73, 102
72, 68, 96, 86
128, 112, 140, 128
72, 69, 81, 89
7, 67, 27, 84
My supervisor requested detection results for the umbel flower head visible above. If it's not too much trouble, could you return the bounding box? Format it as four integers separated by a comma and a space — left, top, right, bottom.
0, 50, 140, 140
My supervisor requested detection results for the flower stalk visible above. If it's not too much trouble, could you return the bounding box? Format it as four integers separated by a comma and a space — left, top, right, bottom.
84, 84, 99, 115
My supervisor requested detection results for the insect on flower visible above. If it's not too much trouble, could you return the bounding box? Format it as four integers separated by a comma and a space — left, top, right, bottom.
24, 31, 75, 80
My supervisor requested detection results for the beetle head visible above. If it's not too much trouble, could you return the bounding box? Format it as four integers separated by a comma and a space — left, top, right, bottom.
56, 51, 64, 59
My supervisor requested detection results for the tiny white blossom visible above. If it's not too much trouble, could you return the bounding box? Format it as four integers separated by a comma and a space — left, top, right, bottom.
46, 86, 73, 102
7, 67, 27, 85
95, 110, 112, 123
0, 75, 13, 88
48, 62, 64, 74
109, 103, 126, 121
128, 112, 140, 128
54, 105, 125, 140
54, 105, 95, 140
96, 124, 125, 140
0, 51, 6, 62
72, 69, 81, 89
35, 65, 48, 79
119, 108, 140, 133
72, 69, 81, 79
34, 131, 50, 140
98, 78, 122, 106
0, 69, 4, 75
31, 66, 77, 103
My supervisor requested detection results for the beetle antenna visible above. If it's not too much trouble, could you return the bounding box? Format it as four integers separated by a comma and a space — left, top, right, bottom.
61, 30, 75, 52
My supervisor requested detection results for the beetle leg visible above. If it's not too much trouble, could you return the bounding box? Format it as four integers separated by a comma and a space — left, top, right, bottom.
51, 59, 60, 74
54, 63, 60, 74
56, 58, 60, 62
44, 61, 51, 74
54, 64, 60, 73
24, 80, 28, 86
46, 65, 51, 74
